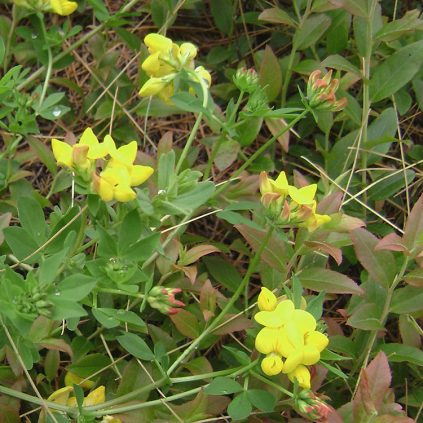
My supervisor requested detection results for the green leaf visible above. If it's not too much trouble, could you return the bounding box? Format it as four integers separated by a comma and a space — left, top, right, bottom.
93, 308, 146, 330
117, 332, 154, 361
203, 256, 241, 292
48, 298, 87, 320
258, 7, 297, 27
171, 181, 215, 212
157, 150, 175, 191
27, 136, 57, 174
350, 228, 397, 288
403, 194, 423, 252
4, 226, 39, 262
347, 303, 384, 330
210, 0, 234, 35
122, 232, 161, 261
321, 54, 361, 76
0, 36, 5, 65
171, 92, 207, 114
69, 353, 110, 378
214, 139, 240, 170
204, 377, 243, 395
293, 14, 332, 50
367, 170, 415, 201
170, 309, 201, 339
258, 46, 282, 102
228, 392, 252, 420
306, 291, 326, 320
87, 0, 110, 21
56, 274, 97, 301
217, 210, 262, 230
247, 389, 276, 412
369, 40, 423, 103
379, 343, 423, 366
118, 209, 142, 254
298, 268, 363, 295
374, 10, 423, 43
17, 196, 47, 244
390, 286, 423, 314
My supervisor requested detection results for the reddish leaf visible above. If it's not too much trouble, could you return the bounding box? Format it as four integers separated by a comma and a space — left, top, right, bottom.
364, 351, 391, 408
174, 264, 198, 284
404, 268, 423, 288
236, 224, 291, 273
304, 240, 343, 265
200, 279, 217, 321
375, 232, 407, 252
170, 309, 201, 339
326, 409, 345, 423
180, 245, 221, 266
170, 389, 208, 421
266, 118, 290, 152
403, 194, 423, 252
213, 314, 253, 335
351, 228, 397, 288
326, 213, 366, 232
375, 415, 415, 423
258, 7, 297, 26
259, 46, 282, 102
39, 338, 73, 357
298, 267, 363, 295
317, 192, 343, 214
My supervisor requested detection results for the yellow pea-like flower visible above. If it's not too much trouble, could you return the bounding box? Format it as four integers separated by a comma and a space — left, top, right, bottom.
47, 386, 73, 405
179, 42, 197, 62
254, 300, 295, 328
194, 66, 212, 87
52, 139, 73, 168
288, 365, 311, 389
261, 354, 284, 376
50, 0, 78, 16
270, 171, 289, 195
139, 77, 170, 97
255, 327, 278, 355
83, 386, 106, 406
64, 371, 95, 390
130, 165, 154, 186
257, 287, 277, 311
288, 184, 317, 205
144, 33, 173, 54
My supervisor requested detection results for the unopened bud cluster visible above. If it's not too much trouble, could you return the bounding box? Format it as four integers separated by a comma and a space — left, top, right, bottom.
294, 390, 333, 421
147, 286, 185, 315
233, 67, 259, 93
15, 286, 52, 317
260, 171, 331, 232
139, 33, 211, 103
306, 70, 347, 112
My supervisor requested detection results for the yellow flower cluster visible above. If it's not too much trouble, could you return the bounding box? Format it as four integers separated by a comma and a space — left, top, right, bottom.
259, 171, 331, 232
255, 287, 329, 389
52, 128, 153, 202
139, 33, 211, 102
47, 385, 105, 407
13, 0, 77, 16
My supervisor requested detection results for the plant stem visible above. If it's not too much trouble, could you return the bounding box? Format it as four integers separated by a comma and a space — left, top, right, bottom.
165, 226, 274, 376
17, 0, 142, 91
215, 109, 308, 197
353, 255, 410, 396
3, 5, 17, 73
175, 70, 209, 174
36, 13, 53, 113
251, 371, 293, 398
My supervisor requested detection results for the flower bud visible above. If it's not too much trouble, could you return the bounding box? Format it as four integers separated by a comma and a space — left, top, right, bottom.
261, 353, 284, 376
233, 67, 259, 93
306, 69, 347, 112
295, 390, 333, 422
257, 287, 277, 311
139, 77, 170, 97
65, 371, 95, 390
148, 287, 185, 315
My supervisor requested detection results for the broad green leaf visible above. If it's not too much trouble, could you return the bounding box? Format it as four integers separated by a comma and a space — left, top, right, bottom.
293, 14, 332, 50
403, 194, 423, 252
171, 92, 207, 114
204, 377, 243, 395
56, 274, 97, 301
259, 46, 282, 102
122, 232, 161, 261
404, 268, 423, 288
375, 10, 423, 42
236, 118, 263, 147
379, 343, 423, 366
228, 392, 252, 421
369, 40, 423, 103
170, 309, 201, 339
48, 298, 87, 320
17, 196, 47, 244
350, 228, 396, 288
321, 54, 361, 76
347, 303, 384, 330
258, 7, 297, 27
210, 0, 234, 35
203, 256, 241, 292
390, 286, 423, 314
298, 268, 363, 295
214, 139, 240, 170
93, 308, 146, 330
68, 353, 110, 378
247, 389, 276, 412
171, 182, 215, 212
4, 226, 39, 262
157, 150, 175, 191
118, 209, 142, 254
117, 332, 154, 361
27, 136, 57, 174
367, 170, 415, 201
217, 210, 262, 230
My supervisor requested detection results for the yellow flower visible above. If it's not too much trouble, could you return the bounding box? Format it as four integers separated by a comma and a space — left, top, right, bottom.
194, 66, 212, 87
50, 0, 78, 15
257, 287, 277, 311
47, 386, 73, 405
139, 77, 172, 97
288, 365, 311, 389
288, 184, 317, 206
261, 353, 284, 376
102, 417, 122, 423
144, 33, 173, 54
67, 386, 106, 407
64, 371, 95, 390
254, 299, 295, 327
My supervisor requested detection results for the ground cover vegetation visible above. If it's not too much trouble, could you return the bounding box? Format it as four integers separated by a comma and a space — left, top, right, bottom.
0, 0, 422, 421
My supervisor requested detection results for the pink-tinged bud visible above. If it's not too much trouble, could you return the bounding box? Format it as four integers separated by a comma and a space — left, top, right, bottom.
148, 286, 185, 315
295, 390, 333, 422
233, 67, 259, 93
306, 69, 347, 112
259, 171, 273, 196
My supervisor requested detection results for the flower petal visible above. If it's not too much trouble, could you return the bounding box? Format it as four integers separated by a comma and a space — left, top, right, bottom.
254, 300, 294, 328
255, 327, 278, 354
257, 287, 277, 311
130, 165, 154, 186
302, 345, 321, 365
292, 309, 316, 334
50, 0, 78, 15
144, 33, 172, 53
305, 331, 329, 352
52, 139, 73, 168
288, 365, 311, 389
261, 354, 284, 376
282, 350, 304, 374
114, 185, 137, 202
288, 184, 317, 205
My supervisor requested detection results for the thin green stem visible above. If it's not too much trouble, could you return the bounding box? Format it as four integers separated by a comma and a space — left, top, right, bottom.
36, 13, 53, 113
251, 371, 293, 398
215, 109, 308, 197
17, 0, 141, 91
175, 70, 209, 174
3, 5, 17, 73
353, 255, 410, 396
166, 226, 274, 376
